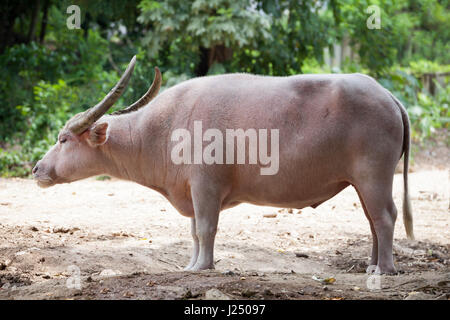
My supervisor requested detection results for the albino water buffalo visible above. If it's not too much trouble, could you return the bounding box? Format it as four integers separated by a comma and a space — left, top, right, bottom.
33, 56, 414, 274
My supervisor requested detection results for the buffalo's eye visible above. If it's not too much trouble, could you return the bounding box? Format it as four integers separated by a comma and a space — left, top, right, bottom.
60, 137, 67, 144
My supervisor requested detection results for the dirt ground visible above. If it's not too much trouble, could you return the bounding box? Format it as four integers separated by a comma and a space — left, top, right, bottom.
0, 140, 448, 300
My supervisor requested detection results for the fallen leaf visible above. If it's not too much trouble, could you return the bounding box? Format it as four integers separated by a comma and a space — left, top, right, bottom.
312, 275, 336, 284
323, 277, 336, 284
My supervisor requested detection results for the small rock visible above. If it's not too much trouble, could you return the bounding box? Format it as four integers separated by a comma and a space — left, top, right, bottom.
241, 289, 257, 298
100, 288, 110, 294
53, 227, 70, 234
181, 290, 193, 299
204, 288, 232, 300
404, 292, 434, 300
123, 291, 134, 298
99, 269, 121, 278
263, 289, 273, 296
263, 213, 277, 218
295, 252, 309, 258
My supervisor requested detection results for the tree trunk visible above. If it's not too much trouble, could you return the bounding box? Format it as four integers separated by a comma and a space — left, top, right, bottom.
27, 0, 41, 43
195, 45, 233, 77
39, 0, 50, 43
195, 47, 210, 77
0, 1, 24, 53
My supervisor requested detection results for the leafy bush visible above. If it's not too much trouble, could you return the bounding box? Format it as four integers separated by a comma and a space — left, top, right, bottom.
0, 42, 65, 140
378, 65, 449, 141
408, 84, 450, 140
0, 67, 120, 177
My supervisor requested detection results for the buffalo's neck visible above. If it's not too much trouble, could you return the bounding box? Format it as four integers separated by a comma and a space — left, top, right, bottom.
100, 111, 168, 193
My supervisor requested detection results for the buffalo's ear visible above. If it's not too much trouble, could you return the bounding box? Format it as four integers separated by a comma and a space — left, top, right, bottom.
87, 122, 109, 147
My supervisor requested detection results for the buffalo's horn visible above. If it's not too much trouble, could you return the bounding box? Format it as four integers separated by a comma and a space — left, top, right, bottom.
68, 55, 137, 134
112, 67, 162, 116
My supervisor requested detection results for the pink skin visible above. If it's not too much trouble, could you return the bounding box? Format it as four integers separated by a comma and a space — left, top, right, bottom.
34, 73, 413, 274
33, 123, 110, 188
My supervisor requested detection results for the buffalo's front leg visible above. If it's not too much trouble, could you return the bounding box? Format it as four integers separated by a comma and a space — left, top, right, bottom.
188, 183, 220, 271
184, 218, 199, 270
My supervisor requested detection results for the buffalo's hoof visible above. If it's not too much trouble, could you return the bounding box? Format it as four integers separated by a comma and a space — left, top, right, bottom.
374, 265, 398, 275
366, 265, 377, 274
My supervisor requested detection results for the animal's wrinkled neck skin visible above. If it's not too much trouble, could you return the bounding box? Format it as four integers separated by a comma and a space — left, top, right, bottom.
99, 110, 168, 194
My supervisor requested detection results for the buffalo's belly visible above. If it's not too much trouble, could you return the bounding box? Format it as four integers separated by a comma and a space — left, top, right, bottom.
224, 180, 350, 210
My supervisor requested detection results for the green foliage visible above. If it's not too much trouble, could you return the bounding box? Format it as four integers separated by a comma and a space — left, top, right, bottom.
138, 0, 271, 54
0, 80, 75, 176
408, 84, 450, 140
234, 0, 335, 75
336, 0, 400, 75
96, 175, 112, 181
398, 0, 450, 65
377, 63, 449, 140
0, 42, 64, 139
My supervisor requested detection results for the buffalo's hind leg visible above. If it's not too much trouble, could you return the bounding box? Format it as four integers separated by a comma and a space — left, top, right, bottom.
355, 178, 398, 275
355, 189, 378, 273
